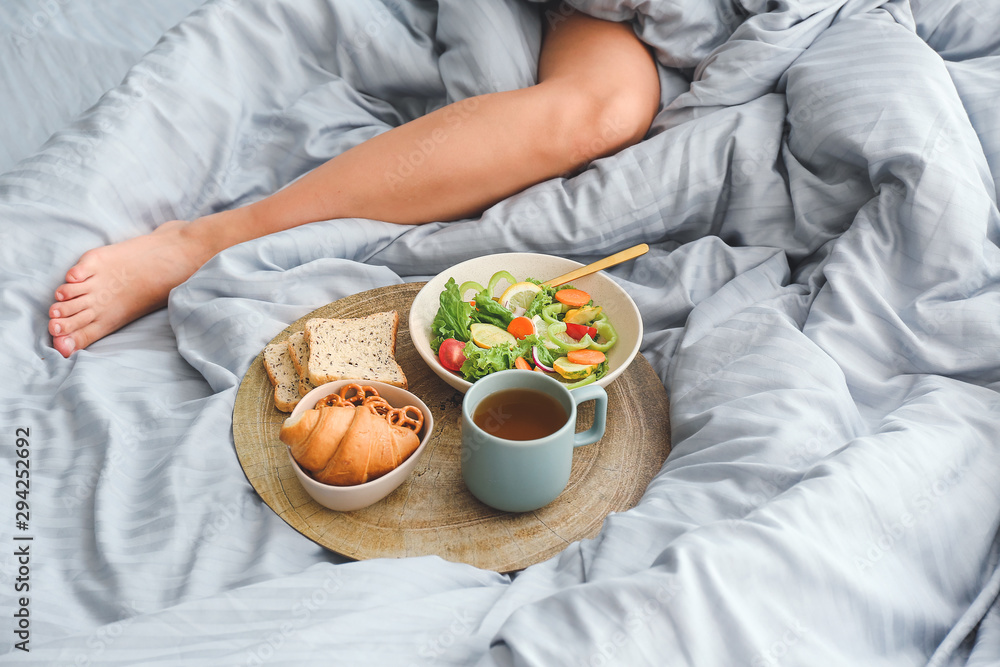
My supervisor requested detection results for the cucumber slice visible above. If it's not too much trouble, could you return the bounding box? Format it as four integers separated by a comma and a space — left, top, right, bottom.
553, 356, 598, 380
470, 323, 517, 349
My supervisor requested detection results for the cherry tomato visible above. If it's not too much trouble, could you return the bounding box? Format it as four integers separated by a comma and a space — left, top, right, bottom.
438, 338, 467, 372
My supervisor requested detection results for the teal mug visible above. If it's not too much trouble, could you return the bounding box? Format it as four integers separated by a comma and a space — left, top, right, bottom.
461, 369, 608, 513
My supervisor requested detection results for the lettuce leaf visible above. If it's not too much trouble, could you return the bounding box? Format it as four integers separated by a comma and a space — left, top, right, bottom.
459, 341, 517, 381
430, 277, 472, 353
523, 280, 556, 319
459, 336, 537, 381
531, 341, 557, 368
470, 290, 514, 328
522, 279, 579, 319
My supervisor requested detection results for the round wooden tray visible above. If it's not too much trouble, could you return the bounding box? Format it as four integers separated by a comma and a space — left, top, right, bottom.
233, 283, 671, 573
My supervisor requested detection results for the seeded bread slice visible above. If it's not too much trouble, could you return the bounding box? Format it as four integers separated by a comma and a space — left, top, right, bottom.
304, 311, 407, 389
262, 341, 301, 412
286, 331, 317, 397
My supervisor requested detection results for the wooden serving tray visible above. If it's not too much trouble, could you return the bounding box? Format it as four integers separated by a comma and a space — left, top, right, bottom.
233, 282, 671, 573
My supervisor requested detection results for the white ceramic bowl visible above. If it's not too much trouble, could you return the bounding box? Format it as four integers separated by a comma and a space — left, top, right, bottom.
285, 380, 434, 512
409, 252, 643, 393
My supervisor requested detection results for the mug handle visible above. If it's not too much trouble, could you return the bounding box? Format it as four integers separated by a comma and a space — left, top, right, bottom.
571, 383, 608, 448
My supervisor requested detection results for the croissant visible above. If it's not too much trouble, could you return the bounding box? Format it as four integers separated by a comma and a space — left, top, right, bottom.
279, 390, 423, 486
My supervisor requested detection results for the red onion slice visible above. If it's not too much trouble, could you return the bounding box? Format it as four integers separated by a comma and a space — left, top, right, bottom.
532, 346, 554, 373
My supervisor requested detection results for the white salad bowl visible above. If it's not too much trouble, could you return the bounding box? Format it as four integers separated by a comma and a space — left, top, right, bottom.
285, 380, 434, 512
409, 252, 643, 393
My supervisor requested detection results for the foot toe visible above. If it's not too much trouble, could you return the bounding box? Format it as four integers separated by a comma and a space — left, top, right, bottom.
65, 267, 92, 283
49, 310, 94, 337
54, 281, 89, 302
54, 320, 104, 357
65, 251, 100, 283
49, 306, 96, 337
50, 294, 90, 319
54, 335, 76, 357
70, 322, 103, 353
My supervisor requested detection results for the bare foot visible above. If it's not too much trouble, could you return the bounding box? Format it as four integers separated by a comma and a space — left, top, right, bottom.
48, 220, 215, 356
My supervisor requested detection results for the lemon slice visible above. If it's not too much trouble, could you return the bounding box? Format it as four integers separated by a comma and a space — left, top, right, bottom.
499, 281, 542, 315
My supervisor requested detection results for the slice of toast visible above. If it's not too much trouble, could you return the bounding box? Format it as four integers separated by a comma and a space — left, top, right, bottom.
262, 341, 301, 412
304, 311, 407, 389
286, 331, 317, 397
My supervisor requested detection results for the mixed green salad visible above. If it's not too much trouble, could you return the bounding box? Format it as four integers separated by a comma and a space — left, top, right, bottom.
430, 270, 618, 389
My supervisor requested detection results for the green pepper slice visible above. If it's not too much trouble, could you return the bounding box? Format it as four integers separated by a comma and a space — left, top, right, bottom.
565, 373, 598, 390
546, 322, 593, 351
458, 281, 485, 300
487, 270, 517, 298
588, 317, 618, 352
541, 303, 565, 325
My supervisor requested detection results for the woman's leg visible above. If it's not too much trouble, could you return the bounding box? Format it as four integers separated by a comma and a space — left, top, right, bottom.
48, 9, 660, 356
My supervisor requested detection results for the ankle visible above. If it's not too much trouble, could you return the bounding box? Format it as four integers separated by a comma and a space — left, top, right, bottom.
182, 208, 255, 259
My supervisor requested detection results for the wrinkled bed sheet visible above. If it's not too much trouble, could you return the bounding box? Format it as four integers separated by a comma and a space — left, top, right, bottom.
2, 0, 1000, 664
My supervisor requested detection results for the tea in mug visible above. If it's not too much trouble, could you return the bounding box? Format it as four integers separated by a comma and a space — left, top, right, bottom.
472, 388, 568, 441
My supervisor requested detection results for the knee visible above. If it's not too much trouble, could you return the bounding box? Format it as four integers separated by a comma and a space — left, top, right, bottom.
534, 11, 661, 170
581, 80, 660, 157
542, 69, 660, 170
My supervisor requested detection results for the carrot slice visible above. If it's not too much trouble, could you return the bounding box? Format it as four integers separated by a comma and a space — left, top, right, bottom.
567, 349, 606, 366
515, 356, 533, 371
554, 288, 591, 308
506, 316, 535, 340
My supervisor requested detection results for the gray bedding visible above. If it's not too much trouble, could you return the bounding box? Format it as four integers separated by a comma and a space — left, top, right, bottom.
2, 0, 1000, 664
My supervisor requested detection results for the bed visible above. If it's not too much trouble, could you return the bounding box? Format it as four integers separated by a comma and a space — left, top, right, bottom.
2, 0, 1000, 664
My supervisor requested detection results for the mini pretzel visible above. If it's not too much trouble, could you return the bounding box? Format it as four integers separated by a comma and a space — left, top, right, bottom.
388, 405, 424, 433
362, 395, 393, 415
338, 383, 380, 406
313, 393, 350, 409
313, 384, 422, 434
